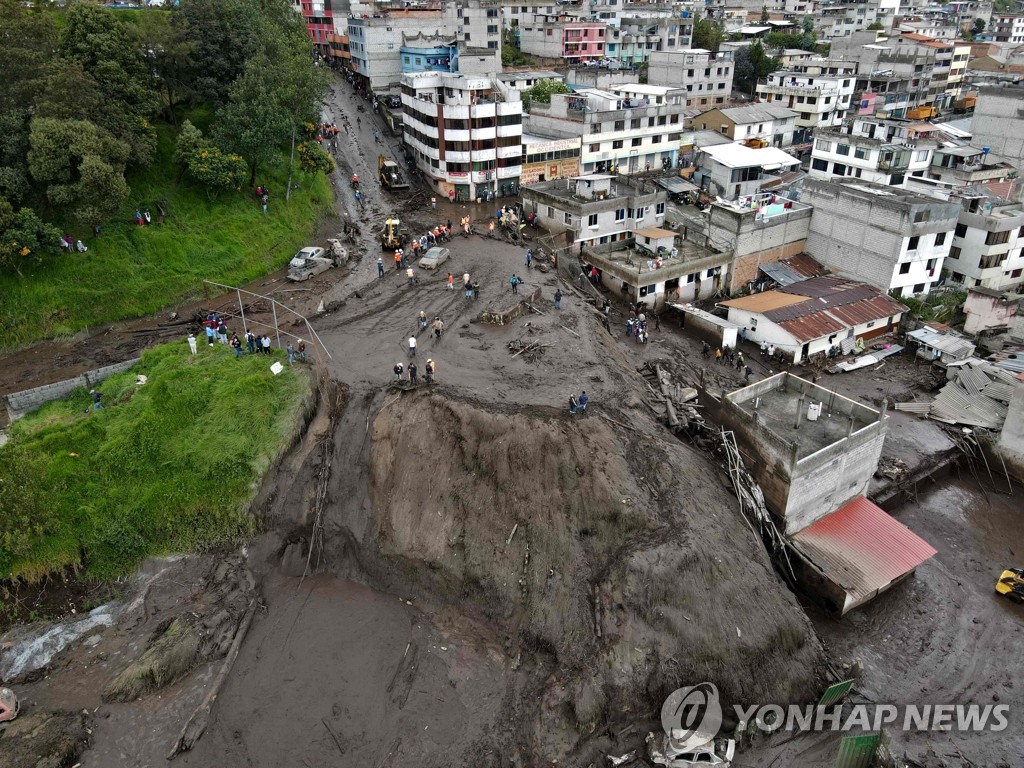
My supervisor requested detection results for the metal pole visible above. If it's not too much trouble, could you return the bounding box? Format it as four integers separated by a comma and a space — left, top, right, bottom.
272, 300, 281, 349
237, 289, 248, 337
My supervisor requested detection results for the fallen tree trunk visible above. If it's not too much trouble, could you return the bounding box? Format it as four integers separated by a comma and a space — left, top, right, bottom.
167, 599, 257, 760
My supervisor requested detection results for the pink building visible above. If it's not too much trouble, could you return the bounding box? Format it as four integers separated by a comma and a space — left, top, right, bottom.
563, 23, 606, 61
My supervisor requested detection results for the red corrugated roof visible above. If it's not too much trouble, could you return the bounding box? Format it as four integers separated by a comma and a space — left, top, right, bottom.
791, 497, 937, 610
826, 295, 907, 327
777, 312, 847, 342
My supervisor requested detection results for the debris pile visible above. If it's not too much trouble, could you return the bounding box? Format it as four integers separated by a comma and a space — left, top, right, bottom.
507, 338, 549, 361
874, 455, 910, 482
638, 361, 704, 433
894, 359, 1016, 429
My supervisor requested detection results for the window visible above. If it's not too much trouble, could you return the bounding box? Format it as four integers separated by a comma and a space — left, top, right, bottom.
614, 120, 625, 131
631, 137, 642, 146
564, 212, 572, 224
954, 223, 968, 238
588, 213, 598, 227
589, 143, 601, 152
899, 262, 911, 275
811, 158, 828, 171
651, 134, 662, 143
913, 283, 925, 293
816, 139, 832, 152
907, 236, 919, 251
634, 206, 645, 220
936, 232, 947, 246
915, 150, 929, 162
487, 24, 498, 34
913, 210, 930, 223
547, 206, 554, 218
948, 246, 961, 260
612, 139, 623, 149
656, 202, 665, 215
630, 118, 641, 129
836, 144, 850, 156
615, 208, 625, 221
986, 229, 1011, 245
854, 147, 867, 160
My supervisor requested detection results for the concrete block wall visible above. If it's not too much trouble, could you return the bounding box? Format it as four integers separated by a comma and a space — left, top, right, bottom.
6, 358, 140, 422
785, 428, 887, 534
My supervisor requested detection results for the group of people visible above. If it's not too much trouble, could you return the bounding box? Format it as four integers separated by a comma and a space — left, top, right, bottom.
625, 310, 650, 344
393, 358, 435, 386
317, 122, 340, 152
186, 311, 305, 362
459, 272, 481, 300
254, 185, 270, 215
568, 391, 590, 415
60, 235, 88, 253
134, 208, 152, 227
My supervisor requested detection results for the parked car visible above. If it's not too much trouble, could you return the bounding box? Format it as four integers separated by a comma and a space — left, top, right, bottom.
647, 732, 736, 767
417, 246, 451, 270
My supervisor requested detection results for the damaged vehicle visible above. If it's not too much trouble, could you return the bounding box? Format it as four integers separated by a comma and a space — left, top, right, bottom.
646, 731, 736, 767
286, 243, 348, 282
0, 688, 19, 723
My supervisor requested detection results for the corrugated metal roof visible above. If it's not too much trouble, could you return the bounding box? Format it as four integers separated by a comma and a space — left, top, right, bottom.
930, 381, 1008, 429
777, 312, 847, 342
894, 402, 932, 413
827, 296, 907, 327
984, 381, 1014, 402
784, 253, 827, 278
791, 497, 937, 609
720, 292, 810, 312
761, 261, 807, 287
907, 327, 976, 360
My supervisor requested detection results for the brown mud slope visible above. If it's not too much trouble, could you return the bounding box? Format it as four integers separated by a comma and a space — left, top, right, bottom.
369, 393, 823, 760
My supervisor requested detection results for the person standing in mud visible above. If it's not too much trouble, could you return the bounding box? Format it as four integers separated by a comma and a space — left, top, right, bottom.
393, 361, 404, 381
472, 280, 480, 300
408, 335, 417, 357
408, 360, 418, 385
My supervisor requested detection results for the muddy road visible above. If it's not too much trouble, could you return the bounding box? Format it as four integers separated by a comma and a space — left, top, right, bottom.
3, 73, 1023, 768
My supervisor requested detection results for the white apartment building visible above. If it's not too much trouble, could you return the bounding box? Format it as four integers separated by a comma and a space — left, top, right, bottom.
525, 83, 689, 174
809, 117, 940, 187
606, 16, 695, 67
802, 178, 960, 296
401, 72, 524, 202
945, 191, 1024, 290
521, 174, 668, 250
992, 14, 1024, 44
348, 0, 501, 92
756, 60, 857, 141
646, 49, 734, 109
821, 0, 900, 38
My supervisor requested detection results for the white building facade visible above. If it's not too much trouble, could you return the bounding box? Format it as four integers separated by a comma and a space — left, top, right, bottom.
401, 72, 523, 201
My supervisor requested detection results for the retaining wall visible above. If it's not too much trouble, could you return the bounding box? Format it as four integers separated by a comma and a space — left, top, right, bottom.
5, 358, 140, 422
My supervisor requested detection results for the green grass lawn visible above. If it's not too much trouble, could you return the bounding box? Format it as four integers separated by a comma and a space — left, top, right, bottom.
0, 118, 335, 351
0, 342, 314, 582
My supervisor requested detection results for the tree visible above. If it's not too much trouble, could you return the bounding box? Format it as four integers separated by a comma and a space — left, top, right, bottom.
692, 15, 726, 53
799, 15, 817, 50
27, 118, 130, 228
523, 78, 570, 110
866, 21, 885, 32
296, 142, 335, 175
174, 119, 246, 195
734, 42, 777, 95
215, 55, 291, 187
58, 4, 158, 162
972, 18, 986, 36
0, 198, 61, 275
174, 0, 261, 108
760, 5, 770, 24
136, 9, 197, 126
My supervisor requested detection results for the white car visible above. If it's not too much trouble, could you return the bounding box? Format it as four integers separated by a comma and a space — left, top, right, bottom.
647, 732, 736, 767
417, 246, 451, 270
288, 247, 326, 270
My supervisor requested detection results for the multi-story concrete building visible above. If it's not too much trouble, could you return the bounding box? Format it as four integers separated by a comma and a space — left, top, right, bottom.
400, 32, 500, 76
520, 135, 582, 184
695, 143, 802, 199
927, 145, 1016, 188
992, 14, 1024, 44
347, 0, 501, 92
521, 173, 668, 251
944, 188, 1024, 290
516, 17, 607, 61
401, 72, 524, 201
971, 86, 1024, 170
756, 59, 857, 141
820, 0, 900, 39
646, 49, 734, 109
689, 104, 798, 147
525, 83, 689, 174
605, 15, 694, 67
830, 31, 935, 118
802, 178, 960, 296
297, 0, 336, 53
809, 117, 940, 186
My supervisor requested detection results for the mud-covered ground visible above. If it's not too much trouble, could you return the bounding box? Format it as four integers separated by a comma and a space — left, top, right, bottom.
2, 72, 1023, 768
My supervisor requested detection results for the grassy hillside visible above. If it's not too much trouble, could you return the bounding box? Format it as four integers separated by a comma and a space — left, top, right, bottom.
0, 342, 314, 582
0, 118, 334, 350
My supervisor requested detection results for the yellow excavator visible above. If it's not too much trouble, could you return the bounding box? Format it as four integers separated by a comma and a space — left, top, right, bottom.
995, 568, 1024, 604
379, 217, 406, 251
